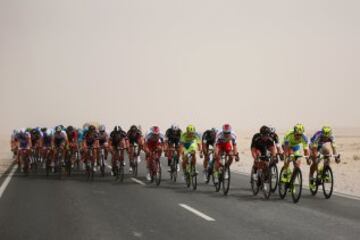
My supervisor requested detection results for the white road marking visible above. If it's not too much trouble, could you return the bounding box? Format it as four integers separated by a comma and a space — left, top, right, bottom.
0, 164, 18, 199
131, 178, 146, 186
179, 203, 215, 221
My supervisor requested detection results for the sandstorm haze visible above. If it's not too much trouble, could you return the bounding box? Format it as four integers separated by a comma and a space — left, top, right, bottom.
1, 0, 360, 135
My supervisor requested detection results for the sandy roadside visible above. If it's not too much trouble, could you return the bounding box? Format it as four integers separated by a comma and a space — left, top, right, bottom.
0, 130, 359, 197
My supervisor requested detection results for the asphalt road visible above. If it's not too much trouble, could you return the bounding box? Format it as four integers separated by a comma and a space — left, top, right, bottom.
0, 155, 359, 240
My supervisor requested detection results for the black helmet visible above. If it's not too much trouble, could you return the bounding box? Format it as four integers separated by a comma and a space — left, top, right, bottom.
67, 125, 74, 132
41, 127, 47, 132
260, 125, 271, 136
114, 126, 122, 132
89, 125, 96, 132
130, 125, 137, 131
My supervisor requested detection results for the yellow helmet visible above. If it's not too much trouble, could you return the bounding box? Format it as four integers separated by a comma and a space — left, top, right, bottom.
186, 124, 196, 133
322, 126, 332, 137
294, 123, 305, 134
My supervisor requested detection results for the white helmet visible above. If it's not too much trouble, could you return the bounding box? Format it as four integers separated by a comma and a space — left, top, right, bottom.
99, 124, 106, 132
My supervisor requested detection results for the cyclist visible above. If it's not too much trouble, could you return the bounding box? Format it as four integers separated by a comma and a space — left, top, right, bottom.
30, 127, 43, 152
16, 128, 32, 170
127, 125, 144, 173
164, 124, 182, 172
109, 126, 127, 175
83, 125, 99, 171
180, 125, 202, 178
66, 125, 78, 168
144, 126, 164, 181
201, 127, 217, 181
308, 126, 340, 190
10, 129, 18, 159
52, 126, 68, 170
97, 124, 110, 168
41, 128, 53, 165
214, 124, 239, 182
282, 123, 310, 182
269, 126, 284, 158
251, 126, 278, 181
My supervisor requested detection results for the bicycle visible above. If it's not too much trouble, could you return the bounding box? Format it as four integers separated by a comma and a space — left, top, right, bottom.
54, 146, 64, 179
85, 146, 96, 181
309, 154, 339, 199
250, 155, 273, 199
168, 145, 179, 182
278, 154, 303, 203
149, 149, 161, 186
129, 143, 139, 177
43, 147, 52, 177
98, 146, 107, 177
214, 153, 232, 195
19, 149, 30, 176
184, 152, 197, 190
112, 146, 125, 182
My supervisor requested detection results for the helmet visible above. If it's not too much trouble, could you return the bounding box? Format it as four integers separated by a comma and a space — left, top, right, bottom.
67, 125, 74, 132
211, 127, 217, 133
55, 126, 62, 132
294, 123, 305, 134
41, 127, 47, 132
130, 125, 138, 131
83, 123, 90, 130
88, 125, 96, 132
260, 125, 271, 136
151, 126, 160, 135
171, 124, 179, 131
99, 124, 106, 132
26, 128, 32, 133
13, 129, 18, 135
59, 125, 65, 131
322, 126, 332, 137
222, 124, 232, 134
186, 124, 196, 133
19, 128, 25, 134
114, 126, 122, 132
46, 129, 52, 136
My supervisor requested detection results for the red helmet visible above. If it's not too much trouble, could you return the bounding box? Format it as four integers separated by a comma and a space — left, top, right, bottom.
151, 126, 160, 135
222, 124, 232, 134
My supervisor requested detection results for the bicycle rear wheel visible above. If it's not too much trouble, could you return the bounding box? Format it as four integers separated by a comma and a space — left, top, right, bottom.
278, 167, 287, 199
191, 164, 197, 190
322, 165, 334, 199
291, 167, 302, 203
269, 163, 278, 193
262, 168, 271, 199
222, 166, 230, 195
250, 167, 259, 196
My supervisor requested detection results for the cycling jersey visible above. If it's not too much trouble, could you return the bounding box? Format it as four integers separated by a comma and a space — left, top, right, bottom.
145, 132, 164, 144
165, 128, 182, 145
110, 130, 127, 147
310, 131, 335, 148
42, 132, 52, 147
66, 130, 78, 144
216, 131, 237, 145
283, 131, 309, 150
53, 131, 67, 147
202, 130, 216, 145
127, 129, 142, 145
251, 133, 276, 156
84, 131, 98, 147
98, 131, 109, 146
31, 129, 43, 146
16, 132, 31, 149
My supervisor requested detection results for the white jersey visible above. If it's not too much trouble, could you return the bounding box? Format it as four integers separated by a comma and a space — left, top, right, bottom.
216, 131, 237, 145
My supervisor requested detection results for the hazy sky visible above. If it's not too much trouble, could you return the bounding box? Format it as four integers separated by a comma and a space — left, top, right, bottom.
1, 0, 360, 134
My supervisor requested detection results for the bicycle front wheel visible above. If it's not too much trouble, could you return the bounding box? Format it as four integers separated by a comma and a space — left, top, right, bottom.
278, 167, 287, 199
155, 160, 161, 186
269, 163, 278, 193
191, 165, 197, 190
222, 166, 230, 195
291, 167, 302, 203
262, 168, 271, 199
250, 167, 259, 196
322, 165, 334, 199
